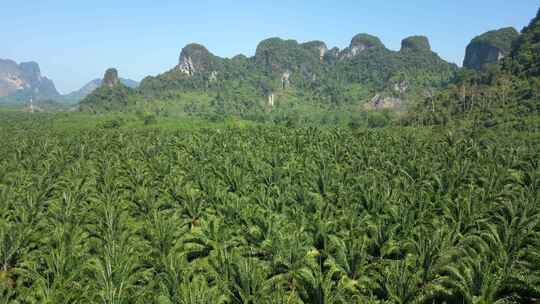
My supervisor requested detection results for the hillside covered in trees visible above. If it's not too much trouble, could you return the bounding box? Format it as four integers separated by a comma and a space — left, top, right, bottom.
408, 9, 540, 128
80, 32, 458, 122
78, 15, 536, 128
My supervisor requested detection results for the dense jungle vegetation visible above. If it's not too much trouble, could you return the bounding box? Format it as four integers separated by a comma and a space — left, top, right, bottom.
80, 32, 457, 119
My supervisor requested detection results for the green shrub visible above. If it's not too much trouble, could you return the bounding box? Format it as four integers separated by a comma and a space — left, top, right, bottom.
143, 114, 157, 125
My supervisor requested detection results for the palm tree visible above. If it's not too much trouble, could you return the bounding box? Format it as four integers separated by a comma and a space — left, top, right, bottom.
266, 230, 317, 299
0, 223, 30, 294
210, 249, 273, 304
437, 256, 504, 304
375, 260, 420, 304
86, 198, 150, 303
325, 232, 376, 297
296, 263, 346, 304
22, 222, 90, 303
156, 251, 224, 304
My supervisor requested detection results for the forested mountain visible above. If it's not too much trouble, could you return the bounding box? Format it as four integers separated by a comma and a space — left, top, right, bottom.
463, 27, 519, 70
140, 33, 457, 98
0, 58, 140, 105
0, 59, 60, 104
79, 9, 540, 131
407, 8, 540, 126
63, 77, 138, 103
86, 33, 457, 116
79, 68, 135, 113
508, 9, 540, 77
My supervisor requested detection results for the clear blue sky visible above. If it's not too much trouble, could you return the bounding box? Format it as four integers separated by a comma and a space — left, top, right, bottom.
1, 1, 537, 93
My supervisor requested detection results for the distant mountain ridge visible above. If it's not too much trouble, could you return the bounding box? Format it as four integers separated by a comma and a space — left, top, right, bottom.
81, 32, 461, 113
138, 33, 457, 108
0, 59, 60, 103
63, 77, 138, 103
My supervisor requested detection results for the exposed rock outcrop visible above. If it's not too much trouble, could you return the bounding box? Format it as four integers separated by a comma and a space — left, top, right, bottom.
20, 62, 42, 84
103, 68, 119, 87
139, 32, 457, 105
0, 59, 59, 102
177, 43, 215, 76
267, 93, 275, 107
281, 71, 291, 89
392, 80, 409, 94
0, 59, 28, 97
366, 94, 402, 110
301, 41, 328, 62
463, 27, 519, 70
209, 71, 219, 82
341, 34, 385, 58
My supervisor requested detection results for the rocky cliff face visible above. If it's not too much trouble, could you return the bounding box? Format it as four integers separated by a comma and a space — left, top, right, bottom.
0, 59, 26, 97
281, 71, 291, 89
177, 44, 215, 76
463, 27, 519, 70
301, 41, 328, 62
103, 68, 120, 87
0, 59, 59, 102
341, 33, 385, 58
366, 94, 402, 110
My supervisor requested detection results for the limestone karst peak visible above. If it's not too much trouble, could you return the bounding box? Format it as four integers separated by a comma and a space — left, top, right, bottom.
177, 43, 214, 76
401, 36, 431, 52
103, 68, 120, 88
